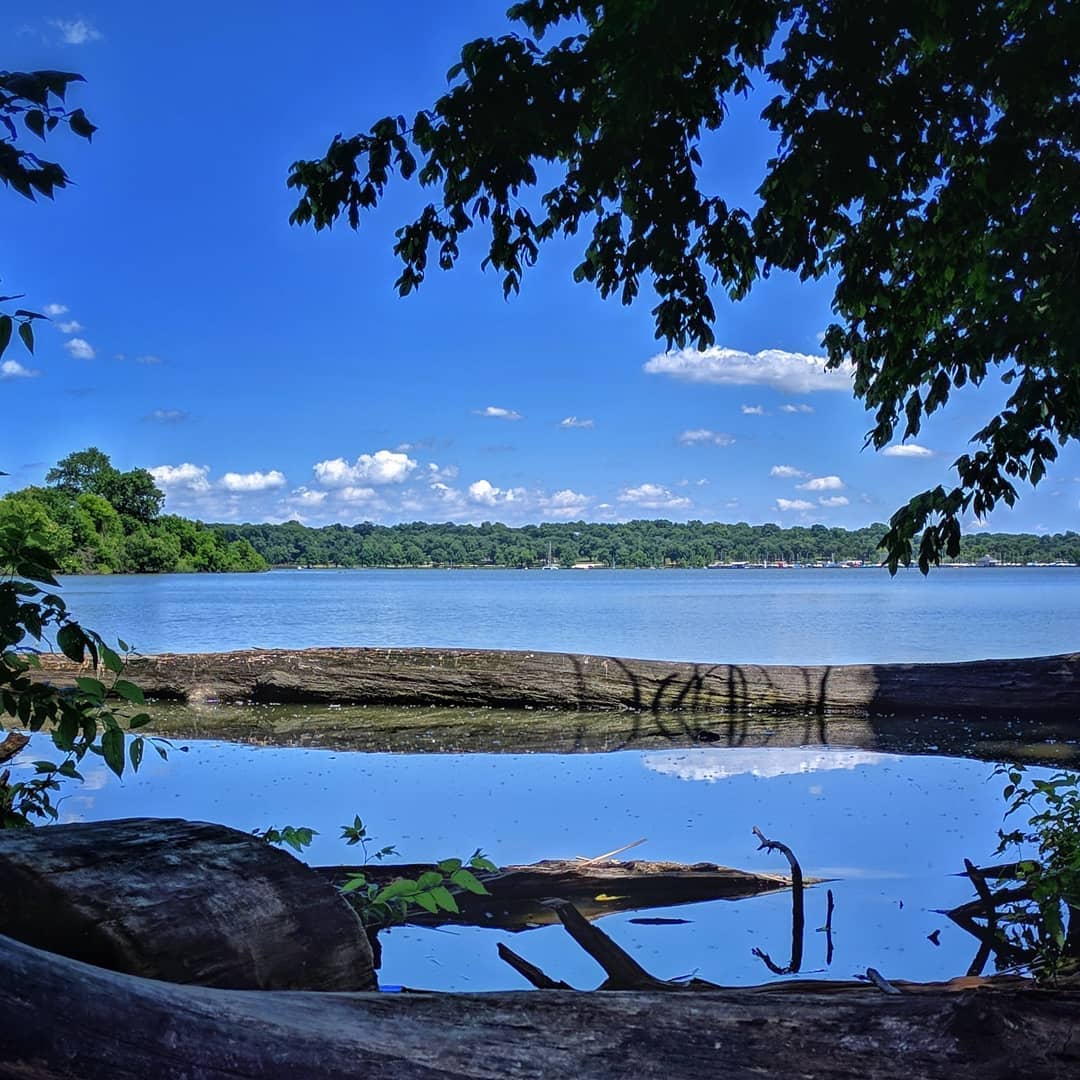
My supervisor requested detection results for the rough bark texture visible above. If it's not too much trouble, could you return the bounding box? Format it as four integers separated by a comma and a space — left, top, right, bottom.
1, 932, 1077, 1080
317, 858, 807, 930
34, 646, 1080, 718
0, 818, 375, 991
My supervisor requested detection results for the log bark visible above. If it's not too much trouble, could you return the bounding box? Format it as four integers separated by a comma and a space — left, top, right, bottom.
1, 931, 1077, 1079
0, 817, 375, 991
317, 858, 807, 930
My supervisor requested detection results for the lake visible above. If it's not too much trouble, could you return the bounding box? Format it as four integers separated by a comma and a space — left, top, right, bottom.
58, 566, 1079, 663
15, 566, 1077, 990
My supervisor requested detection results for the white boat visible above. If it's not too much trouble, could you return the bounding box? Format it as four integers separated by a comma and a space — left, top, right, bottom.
543, 541, 560, 570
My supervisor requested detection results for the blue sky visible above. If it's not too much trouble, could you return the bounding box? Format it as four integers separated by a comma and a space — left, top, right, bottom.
3, 4, 1076, 533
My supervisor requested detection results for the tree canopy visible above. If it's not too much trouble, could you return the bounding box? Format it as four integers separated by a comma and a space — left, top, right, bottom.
288, 0, 1079, 572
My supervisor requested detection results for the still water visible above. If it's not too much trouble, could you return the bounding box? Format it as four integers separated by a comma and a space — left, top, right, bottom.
43, 738, 1025, 991
59, 566, 1078, 664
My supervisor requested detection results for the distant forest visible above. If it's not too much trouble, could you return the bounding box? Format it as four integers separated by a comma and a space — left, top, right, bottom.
210, 519, 1080, 570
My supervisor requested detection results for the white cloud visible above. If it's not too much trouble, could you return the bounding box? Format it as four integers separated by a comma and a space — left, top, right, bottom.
149, 463, 211, 492
819, 496, 850, 507
644, 346, 854, 394
134, 354, 163, 365
288, 487, 327, 507
340, 486, 377, 502
56, 320, 84, 334
797, 475, 845, 492
776, 498, 814, 512
43, 303, 68, 316
468, 479, 524, 506
618, 483, 692, 510
559, 416, 594, 429
313, 450, 417, 487
780, 403, 814, 414
741, 404, 766, 415
144, 408, 188, 423
50, 19, 102, 45
883, 444, 935, 458
1, 359, 40, 379
474, 406, 523, 421
64, 337, 95, 360
220, 470, 287, 493
770, 465, 807, 479
642, 748, 885, 783
540, 489, 591, 518
426, 462, 459, 483
677, 429, 735, 447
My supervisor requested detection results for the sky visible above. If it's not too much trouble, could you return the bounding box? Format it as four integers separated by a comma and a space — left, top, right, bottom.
3, 3, 1077, 534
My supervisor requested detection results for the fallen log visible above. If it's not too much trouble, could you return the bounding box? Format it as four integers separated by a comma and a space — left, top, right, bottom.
316, 857, 808, 930
0, 817, 376, 991
33, 645, 1080, 719
2, 931, 1077, 1079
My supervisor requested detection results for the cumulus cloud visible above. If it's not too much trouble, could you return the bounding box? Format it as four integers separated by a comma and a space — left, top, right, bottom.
540, 489, 591, 518
149, 463, 211, 492
797, 475, 845, 492
642, 748, 886, 783
780, 403, 814, 414
883, 443, 934, 457
288, 487, 327, 507
43, 303, 68, 316
770, 465, 808, 479
468, 479, 524, 506
741, 404, 766, 415
313, 450, 417, 487
143, 408, 188, 424
64, 337, 95, 360
618, 483, 692, 510
1, 359, 40, 379
677, 428, 735, 447
776, 498, 814, 512
644, 346, 854, 394
56, 320, 84, 334
819, 495, 850, 507
559, 416, 594, 429
220, 470, 287, 492
340, 486, 377, 502
50, 18, 102, 44
474, 406, 523, 421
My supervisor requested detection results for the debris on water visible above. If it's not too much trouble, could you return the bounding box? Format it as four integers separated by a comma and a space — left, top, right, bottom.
927, 930, 941, 946
627, 917, 692, 926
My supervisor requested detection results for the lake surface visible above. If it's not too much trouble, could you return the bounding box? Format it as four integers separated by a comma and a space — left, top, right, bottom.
58, 566, 1078, 664
33, 738, 1023, 992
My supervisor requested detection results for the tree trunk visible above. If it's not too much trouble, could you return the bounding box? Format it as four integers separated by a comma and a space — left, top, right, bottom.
0, 818, 375, 991
1, 931, 1076, 1079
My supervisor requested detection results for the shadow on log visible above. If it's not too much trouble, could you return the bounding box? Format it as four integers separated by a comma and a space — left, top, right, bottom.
2, 931, 1077, 1079
0, 818, 376, 991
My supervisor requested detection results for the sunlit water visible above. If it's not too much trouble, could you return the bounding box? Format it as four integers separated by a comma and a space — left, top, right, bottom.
19, 737, 1031, 991
58, 566, 1079, 664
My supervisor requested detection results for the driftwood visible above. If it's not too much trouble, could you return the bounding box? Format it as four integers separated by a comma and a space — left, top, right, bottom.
2, 931, 1078, 1079
317, 857, 807, 930
0, 817, 376, 991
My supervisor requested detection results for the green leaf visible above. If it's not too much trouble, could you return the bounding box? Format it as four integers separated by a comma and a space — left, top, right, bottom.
75, 676, 106, 702
416, 870, 443, 890
56, 624, 86, 663
0, 315, 12, 358
429, 885, 459, 913
18, 321, 33, 354
412, 891, 438, 914
113, 679, 145, 705
128, 712, 152, 729
100, 644, 123, 674
25, 110, 45, 139
341, 874, 369, 894
129, 737, 144, 771
450, 867, 488, 895
101, 727, 124, 778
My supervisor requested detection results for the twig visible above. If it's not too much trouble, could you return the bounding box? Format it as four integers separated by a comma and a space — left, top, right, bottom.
865, 967, 903, 995
752, 826, 805, 974
497, 943, 575, 990
575, 838, 647, 864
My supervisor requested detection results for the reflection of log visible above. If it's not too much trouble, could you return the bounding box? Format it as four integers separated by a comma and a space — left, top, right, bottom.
317, 858, 807, 930
33, 646, 1080, 720
3, 931, 1077, 1080
0, 818, 376, 991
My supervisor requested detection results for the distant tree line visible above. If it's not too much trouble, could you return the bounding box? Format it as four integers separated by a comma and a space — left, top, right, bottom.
210, 519, 1080, 570
0, 449, 267, 574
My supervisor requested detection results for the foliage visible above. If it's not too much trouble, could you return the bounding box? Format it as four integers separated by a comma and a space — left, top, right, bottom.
995, 765, 1080, 980
2, 449, 268, 575
288, 0, 1080, 573
212, 516, 1080, 570
255, 823, 320, 854
0, 513, 166, 827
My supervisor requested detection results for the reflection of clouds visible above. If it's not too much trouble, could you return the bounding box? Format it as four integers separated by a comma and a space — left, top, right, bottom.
642, 748, 886, 782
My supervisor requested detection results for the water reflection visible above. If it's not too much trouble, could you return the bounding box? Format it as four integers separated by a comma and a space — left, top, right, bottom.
8, 738, 1045, 991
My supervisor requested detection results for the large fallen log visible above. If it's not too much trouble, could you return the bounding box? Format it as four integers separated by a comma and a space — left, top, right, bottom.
317, 857, 809, 930
0, 818, 376, 991
2, 931, 1077, 1079
33, 646, 1080, 718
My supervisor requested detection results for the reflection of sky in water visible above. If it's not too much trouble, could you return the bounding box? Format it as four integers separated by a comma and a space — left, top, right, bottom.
11, 739, 1027, 991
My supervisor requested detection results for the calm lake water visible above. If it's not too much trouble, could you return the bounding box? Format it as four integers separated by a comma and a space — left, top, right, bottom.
19, 567, 1073, 990
59, 566, 1078, 664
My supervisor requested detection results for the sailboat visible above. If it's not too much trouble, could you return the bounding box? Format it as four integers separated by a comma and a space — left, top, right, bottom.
544, 541, 560, 570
